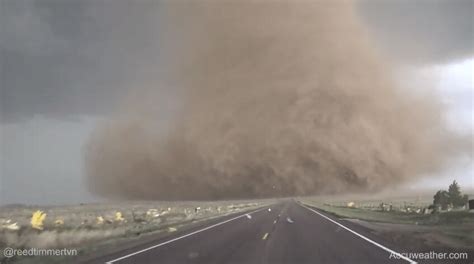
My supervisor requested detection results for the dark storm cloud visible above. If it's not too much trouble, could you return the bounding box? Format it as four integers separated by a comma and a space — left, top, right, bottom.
0, 0, 472, 122
357, 0, 473, 64
0, 0, 167, 122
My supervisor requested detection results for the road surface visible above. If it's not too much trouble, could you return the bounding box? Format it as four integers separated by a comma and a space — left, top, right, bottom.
86, 200, 433, 264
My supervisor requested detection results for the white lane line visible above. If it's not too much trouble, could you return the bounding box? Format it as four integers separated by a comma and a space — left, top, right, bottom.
299, 203, 416, 264
105, 207, 268, 264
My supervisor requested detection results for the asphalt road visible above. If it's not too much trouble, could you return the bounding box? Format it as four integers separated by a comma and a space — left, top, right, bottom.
87, 200, 428, 264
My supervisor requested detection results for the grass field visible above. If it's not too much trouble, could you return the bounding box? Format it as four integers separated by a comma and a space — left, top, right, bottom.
299, 197, 473, 225
0, 200, 272, 263
298, 195, 474, 249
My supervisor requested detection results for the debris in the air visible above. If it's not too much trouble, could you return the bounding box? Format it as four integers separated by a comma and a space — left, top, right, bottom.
268, 208, 272, 212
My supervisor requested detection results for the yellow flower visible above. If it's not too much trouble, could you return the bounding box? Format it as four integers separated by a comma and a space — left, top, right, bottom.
31, 210, 47, 230
115, 212, 124, 222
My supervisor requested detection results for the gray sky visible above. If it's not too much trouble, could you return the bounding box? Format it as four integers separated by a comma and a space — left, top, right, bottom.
358, 0, 473, 64
1, 0, 472, 122
1, 0, 473, 205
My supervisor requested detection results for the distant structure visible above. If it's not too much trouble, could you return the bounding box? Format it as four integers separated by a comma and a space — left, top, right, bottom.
469, 199, 474, 210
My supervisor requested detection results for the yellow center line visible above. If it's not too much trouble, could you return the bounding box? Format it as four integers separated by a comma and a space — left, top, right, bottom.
262, 232, 269, 240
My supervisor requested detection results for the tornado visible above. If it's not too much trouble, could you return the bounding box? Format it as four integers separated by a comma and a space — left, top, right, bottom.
84, 0, 466, 200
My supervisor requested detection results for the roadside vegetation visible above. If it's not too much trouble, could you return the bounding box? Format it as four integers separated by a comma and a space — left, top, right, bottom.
432, 180, 469, 212
300, 181, 472, 224
299, 181, 473, 249
0, 200, 268, 263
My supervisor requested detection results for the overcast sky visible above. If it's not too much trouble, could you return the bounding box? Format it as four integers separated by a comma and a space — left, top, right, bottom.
1, 0, 473, 205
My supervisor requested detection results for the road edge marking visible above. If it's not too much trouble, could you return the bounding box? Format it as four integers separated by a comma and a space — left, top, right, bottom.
105, 207, 268, 263
298, 202, 417, 264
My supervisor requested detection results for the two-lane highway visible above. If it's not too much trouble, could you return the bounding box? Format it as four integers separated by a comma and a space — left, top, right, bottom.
88, 200, 418, 264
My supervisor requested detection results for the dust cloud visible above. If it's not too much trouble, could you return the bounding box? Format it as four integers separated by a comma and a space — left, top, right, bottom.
85, 0, 466, 200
